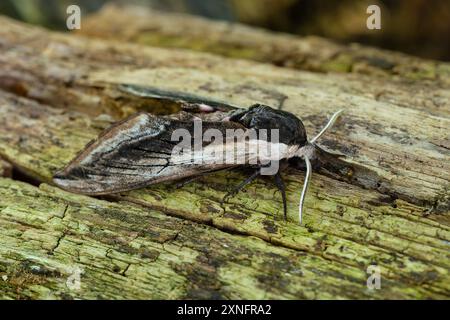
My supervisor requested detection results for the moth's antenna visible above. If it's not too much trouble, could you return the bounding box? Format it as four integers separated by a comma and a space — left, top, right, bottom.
299, 155, 312, 224
309, 109, 343, 144
298, 110, 343, 224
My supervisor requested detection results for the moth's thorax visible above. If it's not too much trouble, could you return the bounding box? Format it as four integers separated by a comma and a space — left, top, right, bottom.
229, 104, 308, 146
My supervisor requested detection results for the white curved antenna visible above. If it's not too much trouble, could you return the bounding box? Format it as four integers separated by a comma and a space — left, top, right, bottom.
309, 109, 343, 144
298, 109, 343, 224
299, 155, 312, 224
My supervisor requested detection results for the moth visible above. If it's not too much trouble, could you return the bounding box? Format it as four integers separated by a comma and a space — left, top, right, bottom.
53, 84, 343, 224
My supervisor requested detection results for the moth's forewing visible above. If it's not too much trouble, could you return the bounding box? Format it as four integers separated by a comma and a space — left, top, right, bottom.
53, 113, 246, 195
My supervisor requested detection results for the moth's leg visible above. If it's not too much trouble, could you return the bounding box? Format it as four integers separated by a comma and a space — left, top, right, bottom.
221, 169, 260, 204
274, 171, 288, 221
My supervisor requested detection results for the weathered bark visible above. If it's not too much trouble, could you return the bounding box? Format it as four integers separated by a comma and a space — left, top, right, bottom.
81, 4, 450, 85
0, 158, 12, 178
0, 14, 448, 299
4, 177, 395, 300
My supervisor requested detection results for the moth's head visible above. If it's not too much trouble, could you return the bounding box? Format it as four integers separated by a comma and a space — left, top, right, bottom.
294, 109, 343, 159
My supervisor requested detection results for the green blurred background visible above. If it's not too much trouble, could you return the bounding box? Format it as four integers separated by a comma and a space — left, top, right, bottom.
1, 0, 449, 61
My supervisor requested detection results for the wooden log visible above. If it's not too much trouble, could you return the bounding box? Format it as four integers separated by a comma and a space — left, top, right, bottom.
0, 158, 12, 178
0, 15, 448, 299
81, 4, 450, 84
4, 177, 445, 299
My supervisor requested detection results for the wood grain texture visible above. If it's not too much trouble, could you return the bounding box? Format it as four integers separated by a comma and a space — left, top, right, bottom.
0, 14, 448, 299
0, 158, 12, 178
5, 177, 445, 299
81, 4, 450, 85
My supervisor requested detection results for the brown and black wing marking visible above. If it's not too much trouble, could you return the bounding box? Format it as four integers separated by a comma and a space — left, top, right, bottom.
53, 112, 247, 195
53, 83, 247, 194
